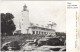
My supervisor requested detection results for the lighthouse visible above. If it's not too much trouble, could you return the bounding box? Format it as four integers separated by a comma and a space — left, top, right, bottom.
21, 4, 30, 34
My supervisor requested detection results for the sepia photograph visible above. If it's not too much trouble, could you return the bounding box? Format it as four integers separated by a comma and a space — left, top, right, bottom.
0, 1, 66, 51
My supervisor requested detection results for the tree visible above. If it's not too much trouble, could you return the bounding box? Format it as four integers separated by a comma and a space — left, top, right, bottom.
1, 13, 6, 35
1, 13, 16, 36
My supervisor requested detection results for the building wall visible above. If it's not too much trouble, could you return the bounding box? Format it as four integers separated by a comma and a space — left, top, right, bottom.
29, 27, 56, 36
21, 8, 30, 34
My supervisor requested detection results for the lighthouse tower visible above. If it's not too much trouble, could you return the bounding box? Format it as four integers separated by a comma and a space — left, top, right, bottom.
21, 4, 30, 34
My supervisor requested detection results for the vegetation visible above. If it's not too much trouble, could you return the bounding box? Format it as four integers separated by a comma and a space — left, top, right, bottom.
1, 13, 16, 36
56, 32, 66, 40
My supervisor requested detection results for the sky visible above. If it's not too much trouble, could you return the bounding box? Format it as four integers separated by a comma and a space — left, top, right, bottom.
0, 1, 66, 32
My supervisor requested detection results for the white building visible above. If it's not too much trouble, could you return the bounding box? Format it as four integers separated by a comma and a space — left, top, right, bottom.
15, 4, 56, 36
20, 4, 30, 34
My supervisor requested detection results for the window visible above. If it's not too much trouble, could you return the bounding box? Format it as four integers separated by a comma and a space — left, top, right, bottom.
33, 31, 35, 34
39, 31, 40, 34
44, 32, 46, 35
42, 32, 43, 35
36, 31, 38, 34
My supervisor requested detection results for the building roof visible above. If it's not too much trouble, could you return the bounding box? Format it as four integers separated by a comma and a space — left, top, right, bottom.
29, 25, 55, 31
